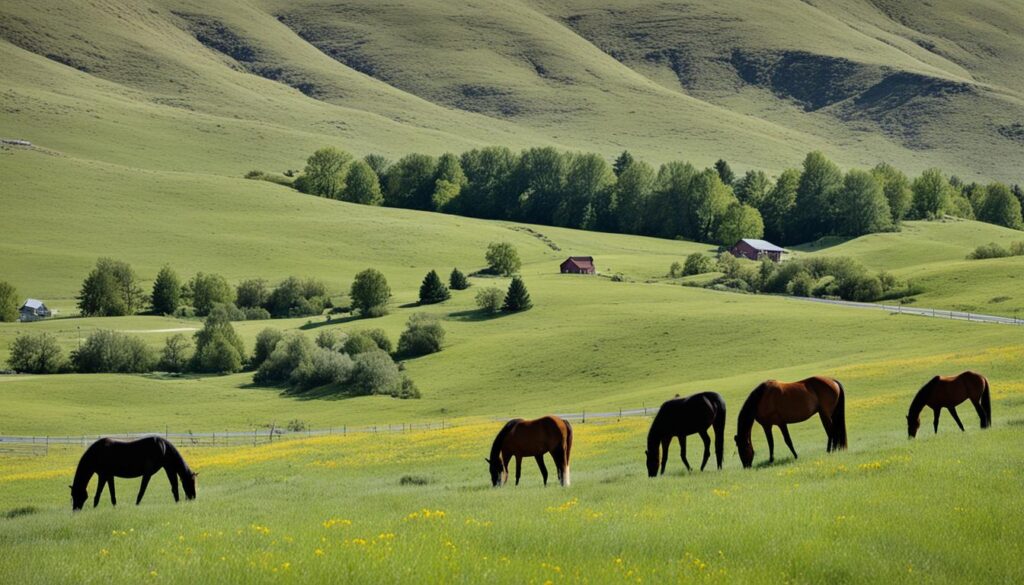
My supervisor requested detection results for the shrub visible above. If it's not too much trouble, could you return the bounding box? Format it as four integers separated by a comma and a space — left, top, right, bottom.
449, 268, 469, 290
967, 243, 1010, 260
787, 272, 815, 297
343, 329, 392, 355
348, 349, 402, 396
158, 334, 192, 373
286, 419, 308, 432
683, 253, 714, 276
236, 278, 270, 309
254, 333, 312, 384
151, 266, 182, 315
266, 277, 329, 317
192, 306, 245, 373
350, 269, 390, 317
211, 302, 246, 321
485, 242, 521, 276
395, 376, 422, 399
72, 330, 155, 373
315, 329, 343, 351
475, 287, 504, 313
252, 328, 284, 368
290, 348, 354, 391
244, 307, 271, 320
0, 281, 18, 322
7, 333, 65, 373
668, 261, 682, 278
187, 272, 234, 316
418, 270, 450, 304
716, 252, 742, 279
1012, 241, 1024, 256
397, 314, 445, 358
502, 277, 532, 312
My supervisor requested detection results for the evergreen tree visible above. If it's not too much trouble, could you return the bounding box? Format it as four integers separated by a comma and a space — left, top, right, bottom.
613, 150, 635, 177
418, 270, 451, 304
449, 268, 469, 290
714, 159, 735, 186
0, 281, 19, 322
502, 277, 532, 312
794, 152, 843, 242
431, 153, 467, 211
342, 160, 383, 205
1012, 184, 1024, 223
151, 265, 182, 315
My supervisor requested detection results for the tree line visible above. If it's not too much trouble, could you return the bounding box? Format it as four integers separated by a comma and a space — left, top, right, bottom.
276, 147, 1024, 247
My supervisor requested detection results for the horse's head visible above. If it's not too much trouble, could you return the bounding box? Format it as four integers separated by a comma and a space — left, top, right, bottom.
182, 471, 198, 500
70, 485, 88, 511
485, 458, 506, 487
907, 415, 920, 439
734, 435, 754, 468
644, 449, 658, 478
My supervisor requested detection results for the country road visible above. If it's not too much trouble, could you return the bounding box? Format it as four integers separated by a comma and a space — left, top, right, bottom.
787, 296, 1024, 326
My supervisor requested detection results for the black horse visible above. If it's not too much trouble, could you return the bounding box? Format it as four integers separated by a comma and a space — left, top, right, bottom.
70, 436, 197, 511
645, 392, 727, 477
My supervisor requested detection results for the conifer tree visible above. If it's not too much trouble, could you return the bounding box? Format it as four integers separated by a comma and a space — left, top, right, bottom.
502, 277, 532, 312
449, 268, 469, 290
418, 270, 451, 304
151, 265, 182, 315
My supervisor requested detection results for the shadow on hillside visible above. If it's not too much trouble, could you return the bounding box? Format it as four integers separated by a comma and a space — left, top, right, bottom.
792, 236, 853, 253
298, 314, 361, 330
447, 309, 512, 322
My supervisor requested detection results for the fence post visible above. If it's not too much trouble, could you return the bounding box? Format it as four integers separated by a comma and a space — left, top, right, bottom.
582, 410, 586, 424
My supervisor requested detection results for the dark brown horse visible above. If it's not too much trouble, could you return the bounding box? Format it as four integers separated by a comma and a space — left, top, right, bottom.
907, 371, 991, 438
645, 392, 726, 477
735, 376, 847, 468
487, 416, 573, 487
70, 436, 197, 511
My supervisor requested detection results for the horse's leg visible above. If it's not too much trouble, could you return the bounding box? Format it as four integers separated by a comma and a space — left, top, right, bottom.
698, 430, 711, 471
514, 456, 523, 486
165, 467, 180, 502
948, 406, 965, 432
94, 476, 107, 508
550, 448, 566, 486
969, 397, 987, 428
659, 437, 670, 475
680, 435, 691, 472
108, 478, 117, 506
535, 455, 549, 486
817, 411, 834, 452
762, 424, 775, 463
136, 474, 152, 505
779, 425, 798, 460
932, 407, 941, 434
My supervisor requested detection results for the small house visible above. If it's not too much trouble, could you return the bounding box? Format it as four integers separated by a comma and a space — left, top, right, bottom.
730, 239, 785, 263
19, 298, 51, 322
560, 256, 596, 274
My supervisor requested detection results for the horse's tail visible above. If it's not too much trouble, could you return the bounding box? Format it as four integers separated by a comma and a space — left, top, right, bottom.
981, 375, 992, 428
562, 418, 573, 487
712, 393, 726, 469
832, 379, 848, 450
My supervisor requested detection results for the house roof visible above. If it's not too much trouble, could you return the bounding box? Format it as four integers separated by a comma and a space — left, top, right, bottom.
22, 298, 45, 310
738, 239, 785, 253
562, 256, 595, 269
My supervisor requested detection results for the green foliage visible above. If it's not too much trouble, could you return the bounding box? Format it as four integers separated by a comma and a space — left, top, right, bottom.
0, 281, 18, 322
794, 152, 843, 242
384, 153, 438, 210
343, 329, 393, 355
458, 147, 518, 219
348, 349, 403, 397
315, 329, 343, 351
836, 170, 892, 236
236, 278, 270, 309
612, 151, 635, 177
187, 272, 234, 316
418, 270, 450, 304
449, 268, 469, 290
290, 348, 354, 391
192, 306, 246, 373
252, 328, 284, 368
557, 153, 616, 230
966, 242, 1024, 260
683, 253, 714, 276
716, 252, 742, 279
911, 169, 953, 219
760, 168, 799, 244
397, 313, 446, 358
614, 159, 656, 235
432, 153, 467, 211
158, 333, 192, 373
349, 269, 390, 317
72, 330, 155, 373
668, 261, 683, 278
7, 333, 65, 373
475, 287, 504, 313
77, 258, 145, 316
150, 265, 182, 315
871, 163, 912, 224
266, 276, 329, 317
975, 183, 1023, 229
363, 154, 390, 178
685, 169, 734, 243
342, 159, 384, 205
734, 170, 772, 208
502, 277, 532, 312
244, 307, 271, 320
299, 147, 352, 199
715, 202, 764, 245
714, 159, 735, 186
254, 333, 311, 385
485, 242, 521, 276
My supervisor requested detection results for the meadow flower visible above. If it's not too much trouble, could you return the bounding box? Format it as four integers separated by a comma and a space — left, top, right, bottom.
322, 518, 352, 529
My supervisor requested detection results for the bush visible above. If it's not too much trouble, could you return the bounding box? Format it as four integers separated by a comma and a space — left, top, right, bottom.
187, 272, 234, 316
315, 329, 343, 351
485, 242, 521, 276
7, 333, 66, 373
350, 269, 390, 317
72, 330, 155, 373
254, 333, 312, 384
266, 277, 329, 318
475, 287, 504, 313
0, 281, 18, 322
286, 419, 308, 432
418, 270, 450, 304
716, 252, 742, 279
211, 302, 246, 321
290, 348, 354, 391
192, 306, 246, 373
348, 349, 402, 396
236, 278, 270, 309
449, 268, 469, 290
244, 307, 271, 320
787, 272, 815, 297
252, 328, 284, 368
1011, 241, 1024, 256
683, 253, 714, 276
397, 314, 445, 358
668, 261, 682, 278
158, 334, 192, 373
502, 277, 532, 312
343, 329, 392, 355
967, 243, 1010, 260
395, 377, 422, 399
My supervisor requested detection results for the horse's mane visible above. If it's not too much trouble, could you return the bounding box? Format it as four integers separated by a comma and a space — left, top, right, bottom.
489, 419, 521, 462
737, 384, 766, 437
160, 437, 192, 475
908, 376, 937, 418
71, 441, 100, 490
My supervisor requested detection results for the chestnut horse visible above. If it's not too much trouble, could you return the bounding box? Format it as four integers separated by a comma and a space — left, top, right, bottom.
735, 376, 847, 468
487, 416, 572, 487
645, 392, 726, 477
907, 371, 991, 438
70, 436, 197, 511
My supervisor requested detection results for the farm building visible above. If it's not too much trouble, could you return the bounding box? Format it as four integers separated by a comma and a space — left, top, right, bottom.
730, 239, 785, 262
19, 298, 52, 321
560, 256, 596, 274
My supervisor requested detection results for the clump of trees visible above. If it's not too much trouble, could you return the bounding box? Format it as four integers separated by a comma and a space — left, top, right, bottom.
397, 314, 445, 358
7, 332, 66, 374
78, 258, 146, 317
72, 330, 155, 373
967, 241, 1024, 260
289, 146, 1023, 247
0, 281, 18, 322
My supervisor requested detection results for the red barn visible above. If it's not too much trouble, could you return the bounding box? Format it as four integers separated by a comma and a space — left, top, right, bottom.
729, 239, 785, 262
560, 256, 595, 274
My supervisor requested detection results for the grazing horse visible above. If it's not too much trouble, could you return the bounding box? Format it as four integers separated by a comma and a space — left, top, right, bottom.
70, 436, 197, 511
487, 416, 573, 487
735, 376, 847, 468
907, 371, 991, 438
645, 392, 726, 477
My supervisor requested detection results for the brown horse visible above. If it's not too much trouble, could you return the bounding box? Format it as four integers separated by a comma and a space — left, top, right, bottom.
70, 436, 197, 511
907, 371, 991, 438
735, 376, 847, 468
487, 416, 573, 487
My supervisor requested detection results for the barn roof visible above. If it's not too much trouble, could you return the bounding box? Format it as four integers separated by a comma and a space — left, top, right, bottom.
562, 256, 595, 269
738, 239, 785, 253
22, 298, 45, 309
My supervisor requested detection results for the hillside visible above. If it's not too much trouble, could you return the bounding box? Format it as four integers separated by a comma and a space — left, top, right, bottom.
1, 0, 1022, 181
